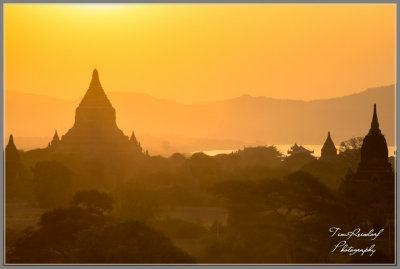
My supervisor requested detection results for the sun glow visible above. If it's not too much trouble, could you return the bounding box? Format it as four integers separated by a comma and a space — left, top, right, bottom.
4, 4, 395, 103
67, 3, 138, 14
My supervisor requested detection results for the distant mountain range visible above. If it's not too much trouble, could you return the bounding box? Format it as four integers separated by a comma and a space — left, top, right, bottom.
5, 85, 395, 154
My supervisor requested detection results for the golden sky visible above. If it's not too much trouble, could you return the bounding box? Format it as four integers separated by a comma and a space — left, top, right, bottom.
4, 4, 396, 103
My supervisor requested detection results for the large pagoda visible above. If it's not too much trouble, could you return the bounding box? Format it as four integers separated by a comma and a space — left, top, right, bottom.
49, 69, 142, 159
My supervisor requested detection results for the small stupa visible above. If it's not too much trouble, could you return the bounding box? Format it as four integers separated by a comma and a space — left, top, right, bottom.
49, 130, 60, 147
5, 134, 22, 184
320, 131, 337, 160
6, 134, 20, 164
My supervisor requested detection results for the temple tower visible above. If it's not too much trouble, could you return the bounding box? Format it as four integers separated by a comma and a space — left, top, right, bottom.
49, 130, 60, 147
130, 131, 143, 154
50, 69, 142, 159
354, 104, 393, 182
5, 134, 22, 199
6, 134, 20, 164
320, 131, 337, 160
341, 104, 395, 262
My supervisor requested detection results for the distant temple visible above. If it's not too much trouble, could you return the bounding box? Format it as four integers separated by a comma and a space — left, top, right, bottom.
6, 134, 20, 164
353, 104, 393, 182
320, 131, 337, 160
287, 143, 314, 156
5, 134, 23, 199
284, 143, 315, 170
129, 131, 143, 154
48, 69, 143, 159
48, 130, 60, 147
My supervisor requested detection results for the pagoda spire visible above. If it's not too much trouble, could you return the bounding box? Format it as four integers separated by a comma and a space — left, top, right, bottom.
78, 69, 113, 108
324, 131, 334, 146
370, 104, 381, 133
49, 129, 60, 147
53, 130, 59, 141
130, 130, 142, 153
6, 134, 16, 151
6, 134, 20, 162
130, 131, 137, 142
89, 68, 101, 89
320, 131, 337, 159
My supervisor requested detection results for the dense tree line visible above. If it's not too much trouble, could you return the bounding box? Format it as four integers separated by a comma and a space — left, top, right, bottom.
5, 138, 394, 263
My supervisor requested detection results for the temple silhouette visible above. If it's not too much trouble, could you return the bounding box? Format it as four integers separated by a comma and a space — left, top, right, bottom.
320, 131, 338, 160
287, 143, 314, 156
340, 104, 394, 262
47, 69, 143, 159
5, 72, 394, 170
321, 132, 337, 159
354, 104, 393, 181
5, 81, 395, 262
5, 134, 21, 182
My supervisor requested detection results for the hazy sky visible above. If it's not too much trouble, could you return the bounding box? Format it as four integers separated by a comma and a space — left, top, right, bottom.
5, 4, 395, 103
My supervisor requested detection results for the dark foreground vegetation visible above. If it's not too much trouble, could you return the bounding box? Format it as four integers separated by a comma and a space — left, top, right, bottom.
5, 137, 395, 263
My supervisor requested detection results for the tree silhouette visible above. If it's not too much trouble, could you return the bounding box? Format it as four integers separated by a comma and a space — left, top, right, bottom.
73, 220, 195, 263
208, 171, 339, 263
338, 136, 363, 170
7, 190, 113, 263
71, 189, 114, 214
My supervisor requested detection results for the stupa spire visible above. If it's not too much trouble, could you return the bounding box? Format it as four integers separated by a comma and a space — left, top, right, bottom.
6, 134, 16, 150
130, 131, 136, 142
6, 134, 20, 162
78, 69, 112, 108
89, 69, 101, 89
53, 130, 59, 141
370, 104, 380, 133
130, 130, 143, 153
324, 131, 334, 145
320, 131, 337, 159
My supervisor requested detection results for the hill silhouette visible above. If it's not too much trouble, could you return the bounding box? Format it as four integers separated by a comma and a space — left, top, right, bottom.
5, 84, 395, 152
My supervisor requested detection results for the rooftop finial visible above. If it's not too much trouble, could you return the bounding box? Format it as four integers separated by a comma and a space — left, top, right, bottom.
370, 103, 380, 132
